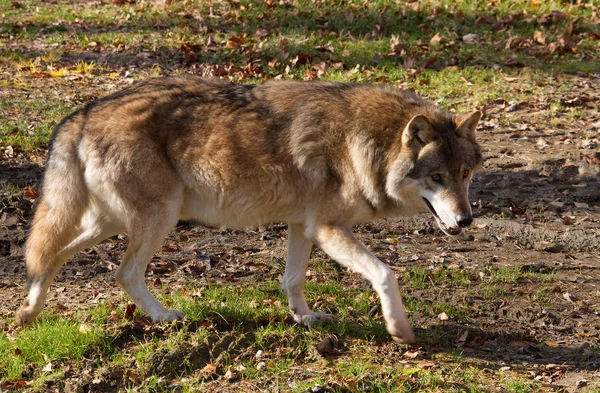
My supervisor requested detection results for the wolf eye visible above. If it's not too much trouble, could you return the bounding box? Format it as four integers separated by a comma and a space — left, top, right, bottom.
431, 174, 442, 182
462, 169, 470, 178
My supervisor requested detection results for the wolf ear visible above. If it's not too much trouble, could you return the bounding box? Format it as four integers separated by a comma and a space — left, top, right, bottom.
402, 115, 433, 147
454, 111, 482, 141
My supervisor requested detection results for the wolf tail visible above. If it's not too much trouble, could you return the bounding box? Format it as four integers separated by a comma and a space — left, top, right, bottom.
16, 116, 88, 325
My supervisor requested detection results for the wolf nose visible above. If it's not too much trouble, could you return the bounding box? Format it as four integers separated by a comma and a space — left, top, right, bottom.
456, 214, 472, 228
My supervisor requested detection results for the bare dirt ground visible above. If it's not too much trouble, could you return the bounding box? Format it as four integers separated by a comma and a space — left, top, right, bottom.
1, 72, 599, 392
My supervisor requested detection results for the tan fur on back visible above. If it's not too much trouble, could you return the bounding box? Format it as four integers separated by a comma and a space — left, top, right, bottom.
51, 77, 452, 230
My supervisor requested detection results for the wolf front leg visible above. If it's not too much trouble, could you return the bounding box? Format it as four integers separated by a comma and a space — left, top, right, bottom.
281, 223, 334, 328
312, 224, 415, 344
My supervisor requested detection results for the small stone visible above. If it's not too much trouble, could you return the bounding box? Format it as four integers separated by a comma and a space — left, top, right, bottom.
256, 361, 266, 370
463, 33, 479, 44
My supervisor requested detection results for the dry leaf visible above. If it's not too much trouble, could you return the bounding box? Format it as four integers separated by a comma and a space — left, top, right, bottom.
403, 349, 421, 359
430, 33, 444, 45
563, 292, 578, 303
224, 368, 236, 380
225, 34, 246, 49
423, 57, 437, 69
455, 330, 469, 347
418, 360, 435, 370
24, 186, 38, 200
545, 341, 559, 348
125, 303, 136, 319
438, 312, 449, 321
475, 15, 495, 26
533, 30, 546, 45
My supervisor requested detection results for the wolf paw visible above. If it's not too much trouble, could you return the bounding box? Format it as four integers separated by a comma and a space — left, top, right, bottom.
15, 307, 31, 326
391, 333, 416, 345
294, 312, 334, 328
15, 302, 41, 326
388, 324, 416, 345
153, 309, 185, 323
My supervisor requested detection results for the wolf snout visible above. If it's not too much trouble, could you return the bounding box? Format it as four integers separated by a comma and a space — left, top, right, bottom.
456, 213, 473, 228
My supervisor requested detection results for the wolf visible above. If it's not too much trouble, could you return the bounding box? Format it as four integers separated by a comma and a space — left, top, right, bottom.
16, 77, 482, 344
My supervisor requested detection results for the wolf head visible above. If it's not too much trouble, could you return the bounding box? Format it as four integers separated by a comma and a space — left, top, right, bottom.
386, 110, 483, 236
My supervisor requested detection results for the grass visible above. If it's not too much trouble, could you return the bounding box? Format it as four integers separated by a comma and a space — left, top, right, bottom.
1, 0, 598, 153
0, 269, 552, 392
0, 315, 109, 382
1, 260, 560, 391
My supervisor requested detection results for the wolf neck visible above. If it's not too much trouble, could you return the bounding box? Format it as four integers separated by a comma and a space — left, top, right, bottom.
348, 135, 388, 211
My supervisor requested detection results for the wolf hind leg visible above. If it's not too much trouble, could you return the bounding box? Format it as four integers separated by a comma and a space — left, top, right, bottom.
282, 223, 333, 328
16, 202, 121, 325
114, 200, 184, 323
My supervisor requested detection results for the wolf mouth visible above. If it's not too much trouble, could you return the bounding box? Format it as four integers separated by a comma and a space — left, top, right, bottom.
422, 197, 462, 236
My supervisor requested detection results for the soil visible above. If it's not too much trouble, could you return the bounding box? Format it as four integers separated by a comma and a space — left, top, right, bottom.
1, 74, 599, 392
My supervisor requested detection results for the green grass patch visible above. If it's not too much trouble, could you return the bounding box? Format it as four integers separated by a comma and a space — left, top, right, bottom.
0, 316, 109, 381
0, 97, 73, 153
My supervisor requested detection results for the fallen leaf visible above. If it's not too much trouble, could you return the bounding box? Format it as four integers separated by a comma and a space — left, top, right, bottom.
183, 52, 198, 65
423, 57, 437, 69
417, 360, 435, 370
583, 152, 600, 165
563, 292, 578, 303
576, 380, 588, 389
438, 312, 449, 321
316, 334, 339, 355
403, 349, 421, 359
533, 30, 546, 45
455, 330, 469, 347
224, 368, 236, 380
24, 186, 38, 200
225, 34, 246, 49
561, 215, 575, 225
460, 76, 473, 86
202, 363, 217, 372
505, 57, 523, 67
162, 243, 180, 252
125, 303, 136, 319
475, 15, 495, 26
549, 33, 575, 55
42, 362, 52, 372
430, 33, 444, 45
403, 57, 416, 68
